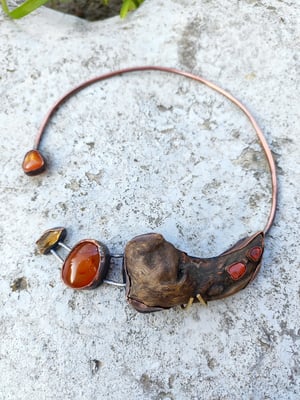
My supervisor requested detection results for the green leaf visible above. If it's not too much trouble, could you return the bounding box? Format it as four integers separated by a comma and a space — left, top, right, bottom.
1, 0, 50, 18
120, 0, 144, 18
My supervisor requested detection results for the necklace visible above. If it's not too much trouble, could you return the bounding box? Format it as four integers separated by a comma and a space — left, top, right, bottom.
22, 66, 277, 313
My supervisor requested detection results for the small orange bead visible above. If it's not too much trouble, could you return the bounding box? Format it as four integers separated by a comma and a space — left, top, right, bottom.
227, 262, 246, 280
248, 246, 263, 262
62, 241, 101, 289
22, 150, 45, 175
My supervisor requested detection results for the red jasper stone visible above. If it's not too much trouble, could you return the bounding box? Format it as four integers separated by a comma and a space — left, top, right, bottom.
62, 240, 109, 289
227, 262, 247, 280
22, 149, 46, 175
247, 246, 263, 262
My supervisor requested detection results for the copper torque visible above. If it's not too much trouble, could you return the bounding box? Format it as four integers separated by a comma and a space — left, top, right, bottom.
23, 66, 277, 313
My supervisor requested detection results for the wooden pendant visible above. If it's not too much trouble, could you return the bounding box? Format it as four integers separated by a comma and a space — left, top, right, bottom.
124, 232, 264, 312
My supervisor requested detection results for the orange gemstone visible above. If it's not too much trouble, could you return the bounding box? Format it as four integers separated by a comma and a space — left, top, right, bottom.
227, 262, 246, 280
62, 241, 102, 289
22, 149, 45, 175
248, 246, 263, 262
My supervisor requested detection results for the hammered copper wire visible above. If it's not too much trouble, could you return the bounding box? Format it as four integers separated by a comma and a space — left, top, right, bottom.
30, 66, 277, 234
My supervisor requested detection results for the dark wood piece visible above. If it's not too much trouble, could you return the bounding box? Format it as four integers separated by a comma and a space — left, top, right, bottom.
124, 232, 264, 312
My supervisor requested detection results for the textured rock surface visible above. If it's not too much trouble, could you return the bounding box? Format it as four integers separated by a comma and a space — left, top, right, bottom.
0, 1, 299, 399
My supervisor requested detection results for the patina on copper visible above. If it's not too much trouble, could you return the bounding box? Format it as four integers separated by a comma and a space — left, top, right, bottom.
124, 232, 264, 312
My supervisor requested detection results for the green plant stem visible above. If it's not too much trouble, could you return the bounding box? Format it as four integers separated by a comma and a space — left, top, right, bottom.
1, 0, 50, 18
120, 0, 144, 18
1, 0, 144, 19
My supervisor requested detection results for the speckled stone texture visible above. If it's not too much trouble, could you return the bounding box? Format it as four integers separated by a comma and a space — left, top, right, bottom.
0, 1, 299, 399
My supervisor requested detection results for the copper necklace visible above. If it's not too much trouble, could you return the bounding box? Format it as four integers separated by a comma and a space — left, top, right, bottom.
22, 66, 277, 313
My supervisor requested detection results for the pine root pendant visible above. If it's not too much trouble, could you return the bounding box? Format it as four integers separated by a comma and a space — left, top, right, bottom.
36, 227, 264, 312
124, 232, 264, 312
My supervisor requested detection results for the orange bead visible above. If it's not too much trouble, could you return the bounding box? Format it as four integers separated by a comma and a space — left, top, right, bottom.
226, 262, 246, 280
22, 150, 46, 175
62, 240, 109, 289
247, 246, 263, 262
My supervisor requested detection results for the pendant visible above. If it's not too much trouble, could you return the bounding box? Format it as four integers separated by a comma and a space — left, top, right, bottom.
36, 227, 264, 312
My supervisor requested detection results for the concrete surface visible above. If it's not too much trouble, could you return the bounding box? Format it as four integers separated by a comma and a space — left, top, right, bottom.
0, 1, 299, 399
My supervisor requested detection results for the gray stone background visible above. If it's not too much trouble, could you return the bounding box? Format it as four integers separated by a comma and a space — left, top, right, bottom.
0, 0, 299, 399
